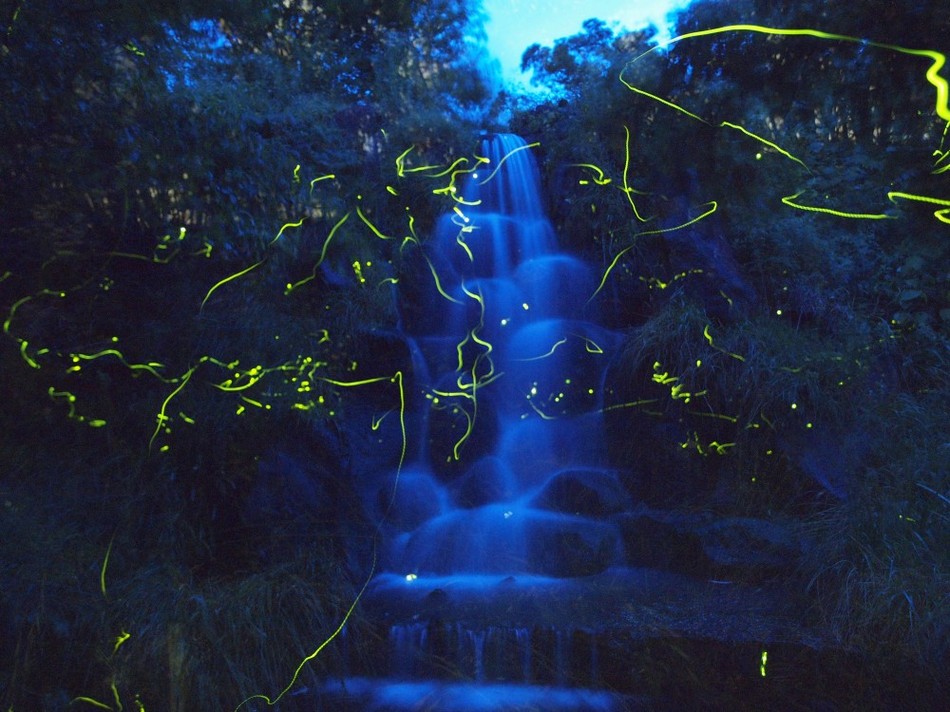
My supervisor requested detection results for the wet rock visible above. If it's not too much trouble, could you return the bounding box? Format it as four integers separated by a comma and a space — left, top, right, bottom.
532, 468, 630, 517
618, 513, 709, 575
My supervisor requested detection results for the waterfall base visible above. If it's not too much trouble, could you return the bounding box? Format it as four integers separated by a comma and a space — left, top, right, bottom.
306, 565, 847, 711
319, 678, 644, 712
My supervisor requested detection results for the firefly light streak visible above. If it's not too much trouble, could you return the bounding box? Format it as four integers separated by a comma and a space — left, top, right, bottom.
888, 190, 950, 224
720, 122, 810, 172
589, 201, 718, 301
628, 25, 950, 124
437, 282, 499, 460
476, 141, 540, 186
781, 191, 894, 220
109, 227, 190, 264
285, 212, 352, 294
621, 125, 653, 223
572, 163, 613, 186
620, 25, 949, 224
4, 289, 64, 368
200, 217, 306, 310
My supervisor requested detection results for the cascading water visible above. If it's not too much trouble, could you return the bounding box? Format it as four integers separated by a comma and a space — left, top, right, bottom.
324, 134, 651, 710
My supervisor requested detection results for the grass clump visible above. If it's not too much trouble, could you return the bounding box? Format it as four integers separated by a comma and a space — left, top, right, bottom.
798, 390, 949, 699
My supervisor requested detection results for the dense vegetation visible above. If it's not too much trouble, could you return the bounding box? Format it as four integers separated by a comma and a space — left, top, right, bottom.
1, 0, 946, 708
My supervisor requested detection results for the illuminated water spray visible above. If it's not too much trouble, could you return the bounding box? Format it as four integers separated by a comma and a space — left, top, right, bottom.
385, 133, 623, 578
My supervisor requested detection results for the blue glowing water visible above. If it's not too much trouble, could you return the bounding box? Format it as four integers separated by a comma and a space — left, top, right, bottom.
388, 134, 623, 576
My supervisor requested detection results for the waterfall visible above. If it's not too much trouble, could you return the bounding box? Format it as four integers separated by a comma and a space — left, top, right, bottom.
386, 133, 624, 578
326, 133, 635, 710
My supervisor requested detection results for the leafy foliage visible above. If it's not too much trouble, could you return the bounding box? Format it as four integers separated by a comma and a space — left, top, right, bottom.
511, 0, 949, 695
1, 0, 496, 707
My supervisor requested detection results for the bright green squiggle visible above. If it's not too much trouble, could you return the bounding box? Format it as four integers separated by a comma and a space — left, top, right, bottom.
424, 255, 463, 304
422, 281, 500, 461
720, 121, 810, 171
477, 142, 540, 185
589, 201, 718, 302
632, 24, 950, 123
357, 206, 393, 240
933, 122, 950, 173
572, 163, 613, 185
309, 173, 335, 196
621, 125, 652, 222
516, 338, 567, 361
888, 190, 950, 223
455, 232, 475, 262
48, 388, 107, 428
704, 324, 745, 362
618, 76, 707, 123
4, 290, 65, 367
424, 157, 471, 178
100, 537, 114, 597
200, 257, 266, 310
148, 364, 198, 452
111, 630, 130, 656
270, 218, 306, 245
200, 219, 305, 309
285, 212, 351, 294
602, 398, 660, 412
70, 349, 170, 382
71, 696, 112, 710
579, 335, 604, 354
394, 146, 415, 176
782, 191, 894, 219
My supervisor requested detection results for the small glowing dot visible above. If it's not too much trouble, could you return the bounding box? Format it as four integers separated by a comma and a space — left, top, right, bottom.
806, 422, 813, 428
756, 152, 763, 160
503, 510, 514, 519
776, 309, 783, 316
790, 403, 798, 410
472, 172, 479, 179
587, 388, 595, 395
522, 302, 529, 310
405, 573, 417, 582
500, 318, 510, 326
529, 386, 538, 396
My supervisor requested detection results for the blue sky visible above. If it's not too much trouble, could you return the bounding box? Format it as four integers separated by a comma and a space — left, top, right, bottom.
481, 0, 694, 90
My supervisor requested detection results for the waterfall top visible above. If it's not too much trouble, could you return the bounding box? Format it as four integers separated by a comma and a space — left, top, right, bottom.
460, 133, 548, 223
